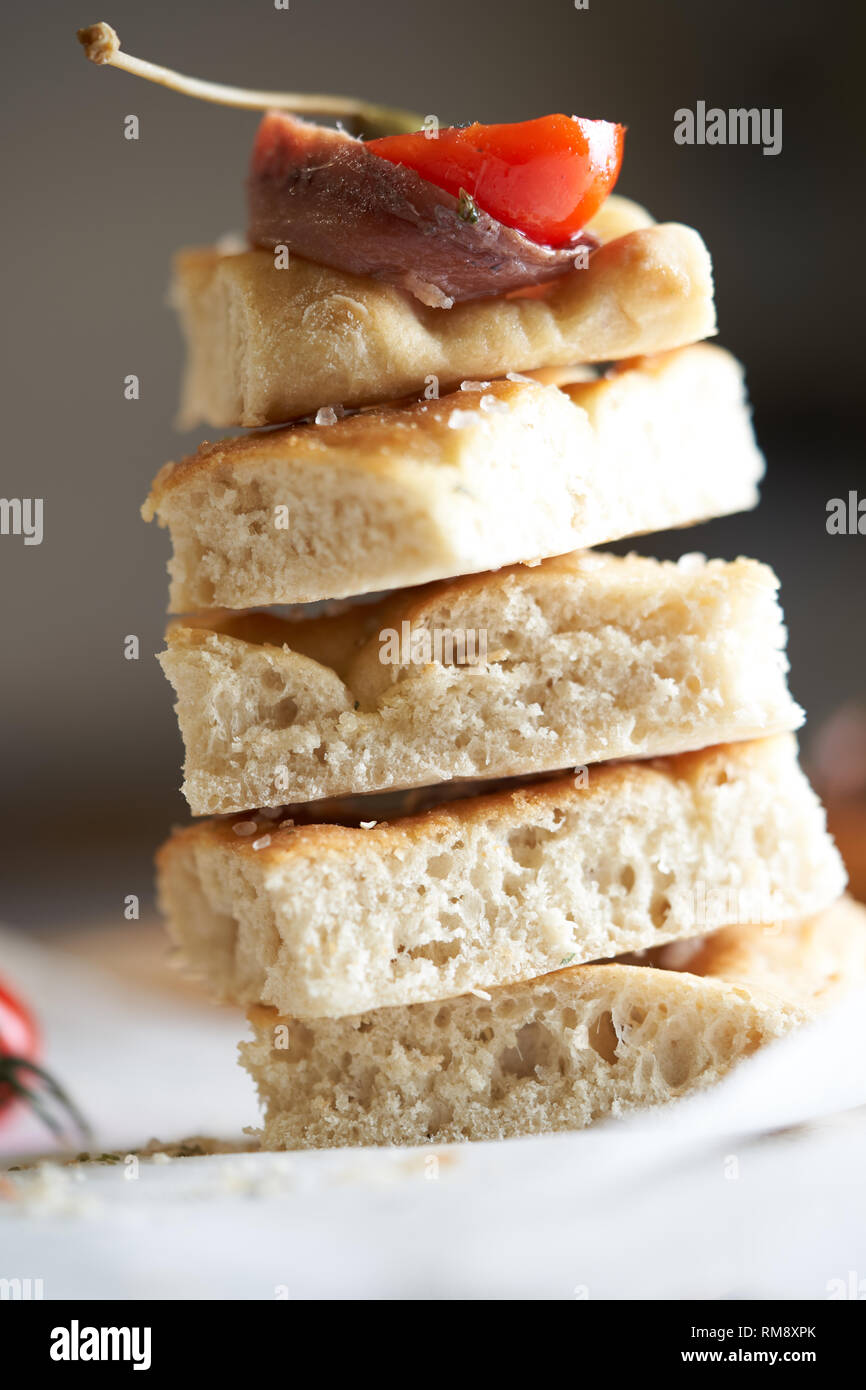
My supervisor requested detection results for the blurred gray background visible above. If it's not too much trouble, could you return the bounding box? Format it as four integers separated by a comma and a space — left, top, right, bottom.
1, 0, 863, 924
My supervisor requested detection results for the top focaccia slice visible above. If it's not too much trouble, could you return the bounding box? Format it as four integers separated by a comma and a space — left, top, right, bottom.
172, 196, 715, 427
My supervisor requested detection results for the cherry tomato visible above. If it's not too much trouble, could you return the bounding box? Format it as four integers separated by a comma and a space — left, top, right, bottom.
0, 979, 89, 1142
0, 978, 40, 1120
368, 114, 624, 247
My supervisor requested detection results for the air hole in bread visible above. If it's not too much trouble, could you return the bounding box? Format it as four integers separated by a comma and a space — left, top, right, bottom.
426, 1098, 454, 1135
469, 863, 492, 893
499, 1020, 555, 1078
235, 479, 267, 511
275, 696, 299, 724
345, 1067, 377, 1109
261, 666, 286, 694
507, 825, 557, 869
283, 1021, 315, 1061
588, 1010, 619, 1064
427, 853, 453, 879
407, 939, 462, 966
657, 1035, 694, 1089
650, 893, 672, 929
498, 997, 521, 1018
437, 911, 464, 936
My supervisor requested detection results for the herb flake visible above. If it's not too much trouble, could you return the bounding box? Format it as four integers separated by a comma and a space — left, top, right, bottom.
457, 188, 480, 223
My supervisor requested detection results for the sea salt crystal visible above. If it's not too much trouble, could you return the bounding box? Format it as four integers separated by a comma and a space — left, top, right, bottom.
315, 406, 343, 426
232, 820, 258, 837
215, 230, 246, 255
360, 820, 378, 830
252, 835, 272, 851
447, 409, 481, 430
479, 394, 508, 415
506, 371, 533, 383
460, 379, 491, 392
676, 552, 707, 573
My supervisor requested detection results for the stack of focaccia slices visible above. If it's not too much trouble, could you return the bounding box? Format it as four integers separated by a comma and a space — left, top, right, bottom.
146, 174, 860, 1150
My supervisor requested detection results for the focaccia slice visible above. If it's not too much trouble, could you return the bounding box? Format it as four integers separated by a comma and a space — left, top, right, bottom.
161, 551, 803, 815
145, 345, 761, 611
156, 737, 845, 1018
172, 198, 714, 427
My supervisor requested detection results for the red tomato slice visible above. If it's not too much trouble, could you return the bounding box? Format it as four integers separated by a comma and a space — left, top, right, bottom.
368, 114, 624, 247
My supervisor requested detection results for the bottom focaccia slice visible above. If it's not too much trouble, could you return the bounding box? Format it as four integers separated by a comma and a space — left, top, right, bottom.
242, 897, 866, 1149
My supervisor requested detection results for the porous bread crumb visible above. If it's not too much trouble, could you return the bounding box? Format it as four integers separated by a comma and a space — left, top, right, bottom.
156, 737, 846, 1018
144, 345, 763, 612
160, 550, 803, 814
